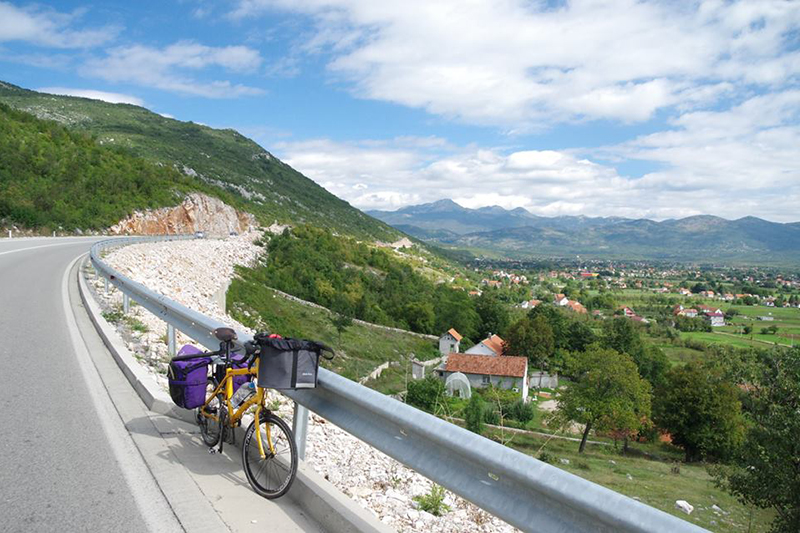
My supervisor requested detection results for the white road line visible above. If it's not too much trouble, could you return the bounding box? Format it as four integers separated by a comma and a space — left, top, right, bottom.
61, 254, 183, 533
0, 241, 88, 257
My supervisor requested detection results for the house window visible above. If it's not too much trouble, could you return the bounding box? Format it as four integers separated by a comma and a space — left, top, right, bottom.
482, 375, 490, 385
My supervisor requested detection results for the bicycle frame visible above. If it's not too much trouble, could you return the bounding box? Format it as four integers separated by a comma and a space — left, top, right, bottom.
199, 363, 274, 459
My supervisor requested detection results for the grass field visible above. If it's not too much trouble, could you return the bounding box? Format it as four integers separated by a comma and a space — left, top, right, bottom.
679, 331, 768, 349
655, 343, 707, 366
481, 425, 774, 532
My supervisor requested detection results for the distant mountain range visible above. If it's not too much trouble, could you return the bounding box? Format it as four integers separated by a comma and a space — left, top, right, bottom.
368, 200, 800, 264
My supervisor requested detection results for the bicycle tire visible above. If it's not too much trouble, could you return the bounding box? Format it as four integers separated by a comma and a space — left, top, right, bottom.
198, 377, 224, 447
242, 412, 298, 499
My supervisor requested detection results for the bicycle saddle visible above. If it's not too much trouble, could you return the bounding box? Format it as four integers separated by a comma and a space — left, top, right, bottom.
213, 327, 237, 342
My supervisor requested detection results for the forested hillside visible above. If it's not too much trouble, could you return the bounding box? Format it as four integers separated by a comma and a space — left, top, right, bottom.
0, 81, 397, 240
232, 225, 506, 341
0, 103, 226, 229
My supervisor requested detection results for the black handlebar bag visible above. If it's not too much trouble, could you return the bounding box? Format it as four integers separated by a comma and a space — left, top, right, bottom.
256, 338, 333, 390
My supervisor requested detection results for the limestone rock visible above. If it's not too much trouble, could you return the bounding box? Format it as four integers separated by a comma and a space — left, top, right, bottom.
675, 500, 694, 515
110, 193, 255, 236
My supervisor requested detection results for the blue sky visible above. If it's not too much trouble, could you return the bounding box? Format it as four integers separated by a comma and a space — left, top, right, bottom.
1, 0, 799, 221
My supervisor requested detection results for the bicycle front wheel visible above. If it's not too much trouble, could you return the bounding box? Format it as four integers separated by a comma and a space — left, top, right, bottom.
242, 412, 298, 499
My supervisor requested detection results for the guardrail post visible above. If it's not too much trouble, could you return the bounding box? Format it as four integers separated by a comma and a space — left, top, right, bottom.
167, 324, 176, 357
123, 293, 130, 314
292, 403, 309, 460
104, 277, 109, 296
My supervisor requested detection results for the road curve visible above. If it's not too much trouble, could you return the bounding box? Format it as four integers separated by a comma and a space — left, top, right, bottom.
0, 238, 172, 532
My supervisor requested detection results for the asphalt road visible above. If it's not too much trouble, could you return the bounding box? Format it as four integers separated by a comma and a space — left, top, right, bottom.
0, 238, 171, 532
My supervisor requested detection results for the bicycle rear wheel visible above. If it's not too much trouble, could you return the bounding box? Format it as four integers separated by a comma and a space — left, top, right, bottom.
242, 412, 298, 499
197, 378, 224, 447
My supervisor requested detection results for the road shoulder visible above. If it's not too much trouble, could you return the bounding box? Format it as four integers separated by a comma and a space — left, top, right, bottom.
69, 256, 325, 533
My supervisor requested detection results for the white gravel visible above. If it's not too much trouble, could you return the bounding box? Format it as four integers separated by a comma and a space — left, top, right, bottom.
88, 234, 517, 533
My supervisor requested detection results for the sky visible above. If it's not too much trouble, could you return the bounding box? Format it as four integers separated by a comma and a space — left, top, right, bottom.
1, 1, 799, 222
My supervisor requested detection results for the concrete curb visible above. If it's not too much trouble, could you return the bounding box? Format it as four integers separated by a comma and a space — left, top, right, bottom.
78, 258, 196, 424
77, 258, 393, 533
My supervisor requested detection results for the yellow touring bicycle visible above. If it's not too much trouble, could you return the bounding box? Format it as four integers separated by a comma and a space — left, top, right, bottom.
170, 327, 331, 499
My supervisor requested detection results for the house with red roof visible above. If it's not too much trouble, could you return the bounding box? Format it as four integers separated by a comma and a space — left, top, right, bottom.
673, 305, 698, 318
705, 311, 725, 327
695, 305, 725, 326
565, 300, 587, 314
553, 294, 569, 306
440, 353, 529, 400
465, 334, 505, 357
519, 299, 541, 309
439, 328, 463, 356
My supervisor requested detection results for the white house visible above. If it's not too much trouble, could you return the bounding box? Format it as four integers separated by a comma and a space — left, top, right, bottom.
439, 328, 462, 356
705, 311, 726, 327
553, 293, 569, 307
439, 353, 529, 401
464, 334, 505, 357
519, 299, 541, 309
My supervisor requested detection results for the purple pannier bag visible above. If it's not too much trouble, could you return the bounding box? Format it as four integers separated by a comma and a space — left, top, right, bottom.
168, 345, 211, 409
230, 353, 253, 394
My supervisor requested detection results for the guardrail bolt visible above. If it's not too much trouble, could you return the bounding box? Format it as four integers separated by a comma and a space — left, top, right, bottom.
292, 403, 309, 461
167, 324, 176, 357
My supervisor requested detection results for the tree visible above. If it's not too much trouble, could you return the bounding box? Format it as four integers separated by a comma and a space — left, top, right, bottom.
406, 376, 445, 412
433, 286, 480, 341
465, 393, 485, 435
528, 305, 569, 351
601, 318, 667, 387
403, 301, 435, 334
475, 292, 510, 339
554, 345, 651, 453
712, 347, 800, 533
330, 313, 352, 342
565, 320, 597, 353
653, 362, 745, 462
504, 315, 554, 369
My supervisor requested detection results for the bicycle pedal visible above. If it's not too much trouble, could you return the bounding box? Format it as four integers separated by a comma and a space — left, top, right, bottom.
208, 447, 217, 455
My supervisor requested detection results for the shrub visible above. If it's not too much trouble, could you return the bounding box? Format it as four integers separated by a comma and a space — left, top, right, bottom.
538, 451, 554, 464
482, 406, 500, 425
413, 484, 451, 517
507, 399, 535, 423
465, 394, 484, 435
406, 376, 445, 412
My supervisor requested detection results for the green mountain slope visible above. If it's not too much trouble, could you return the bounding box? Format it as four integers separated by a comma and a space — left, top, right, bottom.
0, 102, 229, 229
0, 81, 397, 240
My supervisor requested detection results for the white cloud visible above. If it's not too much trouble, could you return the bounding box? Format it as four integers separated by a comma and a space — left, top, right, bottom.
37, 87, 144, 106
231, 0, 800, 128
83, 41, 264, 98
276, 122, 800, 222
0, 2, 118, 48
599, 90, 800, 221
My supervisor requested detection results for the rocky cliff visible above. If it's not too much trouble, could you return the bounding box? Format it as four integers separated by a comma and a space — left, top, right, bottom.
110, 194, 256, 236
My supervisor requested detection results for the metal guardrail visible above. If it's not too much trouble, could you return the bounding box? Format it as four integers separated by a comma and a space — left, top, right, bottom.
90, 237, 707, 533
